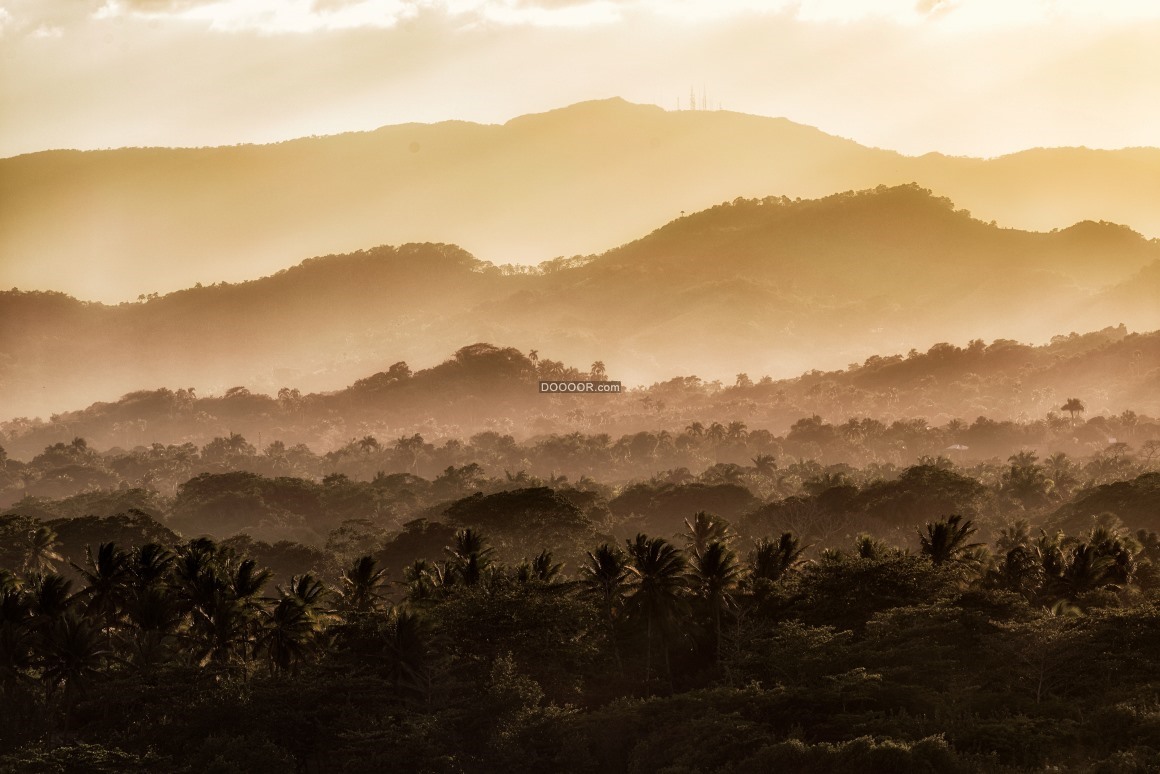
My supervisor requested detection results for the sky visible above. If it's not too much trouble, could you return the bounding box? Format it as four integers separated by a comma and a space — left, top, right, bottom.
1, 0, 1160, 158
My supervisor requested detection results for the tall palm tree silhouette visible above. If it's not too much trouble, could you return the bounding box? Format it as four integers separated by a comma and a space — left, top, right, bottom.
626, 534, 687, 693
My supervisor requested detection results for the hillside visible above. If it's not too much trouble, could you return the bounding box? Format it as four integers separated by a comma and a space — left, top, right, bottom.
2, 184, 1158, 419
5, 99, 1160, 301
2, 326, 1157, 465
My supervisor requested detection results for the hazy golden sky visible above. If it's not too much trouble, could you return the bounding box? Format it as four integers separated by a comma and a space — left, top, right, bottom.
2, 0, 1159, 158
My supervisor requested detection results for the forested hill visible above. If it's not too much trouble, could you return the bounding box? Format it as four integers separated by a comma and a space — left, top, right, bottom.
2, 184, 1160, 420
3, 185, 1158, 419
5, 98, 1160, 301
2, 325, 1156, 461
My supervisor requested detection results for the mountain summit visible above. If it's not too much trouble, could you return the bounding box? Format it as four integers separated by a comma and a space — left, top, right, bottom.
4, 99, 1160, 301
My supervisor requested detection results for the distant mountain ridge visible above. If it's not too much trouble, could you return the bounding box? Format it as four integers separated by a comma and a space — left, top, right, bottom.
4, 98, 1160, 301
1, 184, 1158, 419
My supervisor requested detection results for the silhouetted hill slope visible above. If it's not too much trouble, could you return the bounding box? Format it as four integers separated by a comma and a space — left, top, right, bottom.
2, 185, 1158, 418
5, 98, 1160, 301
2, 327, 1156, 462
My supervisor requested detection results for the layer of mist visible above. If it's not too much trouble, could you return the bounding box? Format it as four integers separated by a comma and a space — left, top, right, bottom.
2, 184, 1157, 419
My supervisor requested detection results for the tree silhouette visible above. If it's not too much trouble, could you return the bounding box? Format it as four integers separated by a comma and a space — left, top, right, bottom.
446, 529, 495, 587
403, 559, 447, 604
516, 549, 562, 584
381, 608, 430, 699
689, 540, 742, 660
626, 534, 688, 693
0, 570, 34, 698
919, 515, 983, 567
683, 512, 734, 559
38, 611, 108, 731
751, 454, 777, 478
256, 595, 316, 674
1060, 397, 1086, 425
22, 528, 63, 576
339, 556, 388, 615
749, 533, 806, 582
579, 543, 629, 672
1003, 451, 1051, 506
27, 573, 74, 621
73, 543, 129, 644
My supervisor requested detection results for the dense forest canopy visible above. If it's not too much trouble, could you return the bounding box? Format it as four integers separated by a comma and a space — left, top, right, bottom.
1, 441, 1159, 770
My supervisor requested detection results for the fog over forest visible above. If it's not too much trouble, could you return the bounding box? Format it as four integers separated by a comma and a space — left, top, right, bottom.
3, 85, 1160, 772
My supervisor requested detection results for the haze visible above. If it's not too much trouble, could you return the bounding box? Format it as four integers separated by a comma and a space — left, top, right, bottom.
3, 0, 1160, 160
1, 0, 1158, 421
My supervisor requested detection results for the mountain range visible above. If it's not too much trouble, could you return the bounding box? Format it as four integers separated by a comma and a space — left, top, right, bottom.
2, 183, 1158, 419
4, 98, 1160, 302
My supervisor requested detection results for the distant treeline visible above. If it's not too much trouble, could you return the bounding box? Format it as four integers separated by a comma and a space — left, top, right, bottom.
2, 325, 1158, 461
3, 430, 1157, 571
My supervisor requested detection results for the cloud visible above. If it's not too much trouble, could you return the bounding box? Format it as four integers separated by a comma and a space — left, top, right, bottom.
119, 0, 419, 33
5, 0, 1160, 37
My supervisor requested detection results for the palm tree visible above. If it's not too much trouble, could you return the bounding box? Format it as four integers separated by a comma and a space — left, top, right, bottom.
989, 545, 1044, 601
749, 533, 806, 582
1003, 452, 1050, 506
27, 573, 74, 621
1060, 397, 1085, 426
403, 560, 444, 604
685, 422, 705, 438
356, 435, 381, 454
1087, 526, 1137, 586
517, 550, 563, 584
579, 544, 630, 672
382, 608, 430, 699
129, 543, 174, 590
22, 527, 63, 575
853, 533, 891, 561
683, 512, 734, 559
171, 540, 264, 668
996, 520, 1034, 554
0, 571, 34, 698
121, 584, 183, 671
38, 611, 109, 731
1051, 544, 1115, 601
255, 596, 316, 675
626, 534, 688, 693
446, 529, 495, 587
73, 543, 130, 644
283, 574, 327, 610
919, 515, 983, 566
228, 557, 271, 664
339, 556, 388, 615
228, 558, 271, 604
725, 421, 748, 441
751, 454, 777, 478
689, 541, 743, 660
